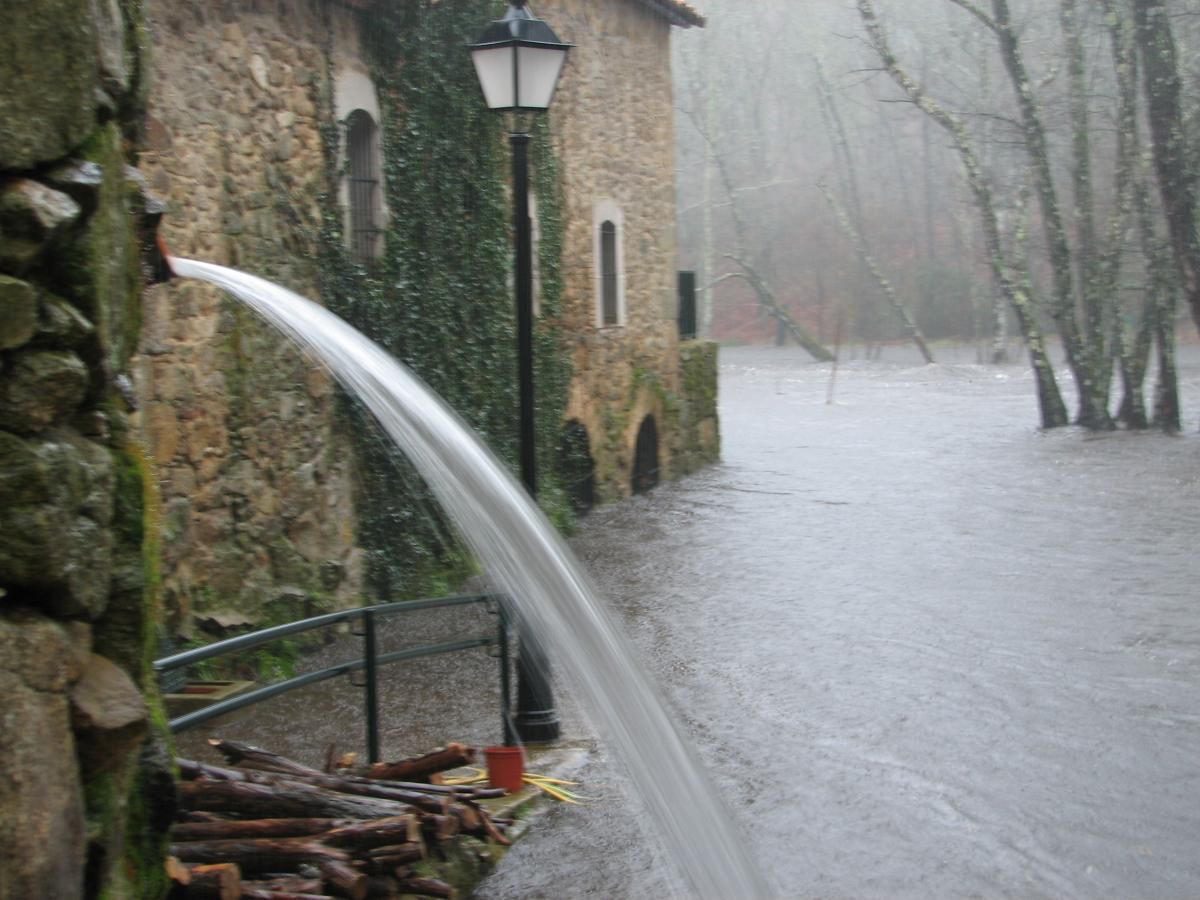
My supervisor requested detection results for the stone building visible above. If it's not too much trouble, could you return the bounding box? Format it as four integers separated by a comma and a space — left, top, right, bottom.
136, 0, 717, 634
532, 0, 716, 502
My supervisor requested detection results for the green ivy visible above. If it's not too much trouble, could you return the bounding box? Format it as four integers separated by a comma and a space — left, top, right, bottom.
316, 0, 572, 600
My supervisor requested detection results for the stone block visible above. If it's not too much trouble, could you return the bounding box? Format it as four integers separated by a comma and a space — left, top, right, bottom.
0, 0, 97, 170
36, 293, 95, 349
70, 652, 148, 777
0, 179, 82, 275
144, 401, 180, 461
44, 160, 105, 214
0, 349, 89, 433
0, 275, 38, 350
0, 433, 114, 618
0, 610, 86, 900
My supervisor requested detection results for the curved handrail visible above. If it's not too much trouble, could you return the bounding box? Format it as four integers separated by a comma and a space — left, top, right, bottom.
155, 593, 511, 758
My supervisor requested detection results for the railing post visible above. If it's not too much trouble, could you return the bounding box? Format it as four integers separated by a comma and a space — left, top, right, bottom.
498, 601, 514, 747
362, 608, 381, 764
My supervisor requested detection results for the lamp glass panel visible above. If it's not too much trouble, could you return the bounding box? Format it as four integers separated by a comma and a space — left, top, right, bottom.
471, 46, 515, 110
515, 45, 567, 109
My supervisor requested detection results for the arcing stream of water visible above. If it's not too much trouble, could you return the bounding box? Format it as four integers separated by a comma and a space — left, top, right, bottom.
170, 258, 772, 898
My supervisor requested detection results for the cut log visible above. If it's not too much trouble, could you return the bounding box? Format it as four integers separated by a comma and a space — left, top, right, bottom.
182, 862, 240, 900
208, 740, 327, 778
179, 810, 227, 823
178, 779, 413, 821
364, 843, 425, 863
173, 818, 349, 842
242, 877, 325, 894
419, 814, 460, 843
363, 877, 401, 899
455, 801, 509, 846
178, 758, 448, 814
171, 839, 349, 875
321, 816, 422, 851
394, 876, 454, 898
165, 856, 191, 886
365, 744, 474, 782
318, 859, 368, 900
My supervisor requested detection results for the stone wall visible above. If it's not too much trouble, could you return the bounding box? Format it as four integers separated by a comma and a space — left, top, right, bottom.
136, 0, 365, 637
676, 338, 721, 474
0, 1, 173, 897
541, 0, 720, 500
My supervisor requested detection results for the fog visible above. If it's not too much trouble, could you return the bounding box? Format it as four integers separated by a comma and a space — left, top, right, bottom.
673, 0, 1200, 431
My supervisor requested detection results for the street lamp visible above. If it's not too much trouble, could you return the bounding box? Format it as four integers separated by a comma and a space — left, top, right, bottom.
469, 1, 571, 745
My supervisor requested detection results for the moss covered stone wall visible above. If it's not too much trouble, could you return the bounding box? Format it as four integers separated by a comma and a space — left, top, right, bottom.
0, 1, 173, 897
137, 0, 364, 635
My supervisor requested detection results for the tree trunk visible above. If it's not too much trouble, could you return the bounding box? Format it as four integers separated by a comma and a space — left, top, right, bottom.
1134, 0, 1200, 333
819, 179, 935, 363
990, 0, 1113, 428
177, 779, 415, 821
857, 0, 1068, 427
171, 839, 350, 875
364, 744, 475, 783
173, 819, 351, 843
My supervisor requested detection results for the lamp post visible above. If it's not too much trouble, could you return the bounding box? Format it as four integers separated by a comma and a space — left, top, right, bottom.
469, 1, 571, 745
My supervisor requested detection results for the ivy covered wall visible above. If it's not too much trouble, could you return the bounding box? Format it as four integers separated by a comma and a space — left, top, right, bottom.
140, 0, 574, 626
319, 0, 573, 600
137, 0, 714, 633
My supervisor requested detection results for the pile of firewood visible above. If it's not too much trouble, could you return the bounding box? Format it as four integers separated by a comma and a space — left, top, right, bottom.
167, 739, 513, 899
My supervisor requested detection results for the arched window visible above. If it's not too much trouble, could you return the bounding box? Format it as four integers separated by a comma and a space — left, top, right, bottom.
593, 200, 625, 327
600, 221, 618, 326
346, 109, 382, 264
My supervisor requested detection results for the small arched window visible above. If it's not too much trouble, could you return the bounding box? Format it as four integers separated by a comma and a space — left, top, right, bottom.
600, 221, 618, 326
593, 200, 625, 327
346, 110, 382, 264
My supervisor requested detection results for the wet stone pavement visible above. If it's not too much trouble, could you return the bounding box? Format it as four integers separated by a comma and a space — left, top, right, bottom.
477, 343, 1200, 899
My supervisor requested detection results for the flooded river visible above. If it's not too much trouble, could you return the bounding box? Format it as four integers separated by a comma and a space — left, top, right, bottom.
477, 344, 1200, 899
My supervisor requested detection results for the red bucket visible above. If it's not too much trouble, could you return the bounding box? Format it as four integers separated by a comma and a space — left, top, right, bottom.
484, 745, 525, 793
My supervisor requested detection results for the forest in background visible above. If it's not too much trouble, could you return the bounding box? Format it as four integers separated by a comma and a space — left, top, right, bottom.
673, 0, 1200, 429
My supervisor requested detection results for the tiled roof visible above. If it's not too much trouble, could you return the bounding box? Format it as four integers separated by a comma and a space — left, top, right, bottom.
338, 0, 705, 28
632, 0, 705, 27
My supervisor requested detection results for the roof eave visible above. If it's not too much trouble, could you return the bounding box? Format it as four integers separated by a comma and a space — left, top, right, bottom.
633, 0, 706, 28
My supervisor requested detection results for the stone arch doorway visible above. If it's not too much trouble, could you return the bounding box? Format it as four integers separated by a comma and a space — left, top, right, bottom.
631, 415, 660, 495
558, 420, 595, 515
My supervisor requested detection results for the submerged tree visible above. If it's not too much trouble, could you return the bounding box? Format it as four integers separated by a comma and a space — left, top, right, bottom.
857, 0, 1069, 427
857, 0, 1183, 430
1133, 0, 1200, 333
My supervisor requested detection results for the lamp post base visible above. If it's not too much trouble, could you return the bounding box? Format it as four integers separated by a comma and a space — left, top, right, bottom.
514, 708, 561, 743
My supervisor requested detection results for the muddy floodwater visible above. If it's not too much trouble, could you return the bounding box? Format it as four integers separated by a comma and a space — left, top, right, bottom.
179, 343, 1200, 898
477, 343, 1200, 899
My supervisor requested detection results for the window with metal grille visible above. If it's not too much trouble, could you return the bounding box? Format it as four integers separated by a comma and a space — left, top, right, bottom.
346, 110, 381, 264
600, 220, 619, 326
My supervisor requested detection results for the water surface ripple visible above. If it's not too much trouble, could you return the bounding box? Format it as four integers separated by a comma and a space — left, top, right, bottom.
478, 344, 1200, 899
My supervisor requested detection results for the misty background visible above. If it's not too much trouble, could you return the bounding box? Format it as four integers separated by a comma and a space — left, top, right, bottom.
671, 0, 1200, 431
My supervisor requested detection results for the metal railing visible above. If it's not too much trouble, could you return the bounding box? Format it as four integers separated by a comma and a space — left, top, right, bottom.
154, 593, 512, 763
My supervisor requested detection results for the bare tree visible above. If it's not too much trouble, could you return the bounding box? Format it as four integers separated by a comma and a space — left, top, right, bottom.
1133, 0, 1200, 332
857, 0, 1070, 427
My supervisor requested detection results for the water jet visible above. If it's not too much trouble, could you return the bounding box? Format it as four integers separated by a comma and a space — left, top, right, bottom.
169, 257, 771, 899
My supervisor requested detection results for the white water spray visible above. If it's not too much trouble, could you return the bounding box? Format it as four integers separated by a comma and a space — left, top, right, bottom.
170, 258, 770, 898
